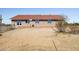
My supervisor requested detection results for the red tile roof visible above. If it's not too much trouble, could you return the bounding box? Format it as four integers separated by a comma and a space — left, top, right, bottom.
11, 15, 64, 21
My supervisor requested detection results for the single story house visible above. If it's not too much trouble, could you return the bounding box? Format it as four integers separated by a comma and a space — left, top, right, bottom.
11, 15, 64, 29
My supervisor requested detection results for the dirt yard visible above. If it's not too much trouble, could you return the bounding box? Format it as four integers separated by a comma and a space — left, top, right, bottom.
0, 28, 79, 51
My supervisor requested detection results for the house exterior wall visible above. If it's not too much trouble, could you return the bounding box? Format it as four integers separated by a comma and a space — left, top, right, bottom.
12, 20, 58, 29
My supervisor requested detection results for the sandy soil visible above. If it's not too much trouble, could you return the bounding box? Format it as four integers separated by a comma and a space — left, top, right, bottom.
0, 28, 79, 51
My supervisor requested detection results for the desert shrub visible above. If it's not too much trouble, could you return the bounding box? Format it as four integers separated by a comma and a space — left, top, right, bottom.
56, 21, 66, 32
0, 33, 2, 36
69, 26, 79, 34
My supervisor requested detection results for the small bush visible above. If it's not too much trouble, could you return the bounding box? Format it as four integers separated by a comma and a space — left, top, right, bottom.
0, 34, 2, 36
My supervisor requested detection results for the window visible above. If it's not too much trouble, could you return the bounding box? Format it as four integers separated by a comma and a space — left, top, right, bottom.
17, 21, 20, 25
27, 20, 30, 23
26, 20, 30, 23
25, 20, 27, 23
35, 20, 39, 24
19, 22, 22, 25
48, 19, 52, 24
17, 21, 22, 25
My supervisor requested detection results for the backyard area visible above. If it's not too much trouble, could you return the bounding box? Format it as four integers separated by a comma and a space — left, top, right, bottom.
0, 28, 79, 51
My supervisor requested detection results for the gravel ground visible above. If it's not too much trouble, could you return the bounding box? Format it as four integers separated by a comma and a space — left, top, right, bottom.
0, 28, 79, 51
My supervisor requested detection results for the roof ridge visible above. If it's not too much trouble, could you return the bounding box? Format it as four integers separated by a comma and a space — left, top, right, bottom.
15, 14, 62, 16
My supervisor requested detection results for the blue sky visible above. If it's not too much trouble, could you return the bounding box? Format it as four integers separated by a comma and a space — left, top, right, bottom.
0, 8, 79, 24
